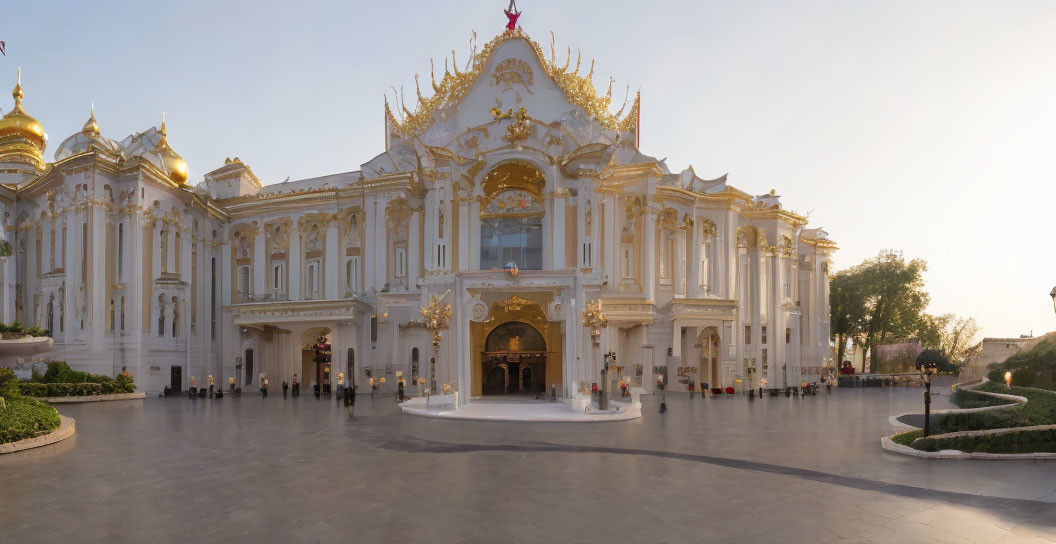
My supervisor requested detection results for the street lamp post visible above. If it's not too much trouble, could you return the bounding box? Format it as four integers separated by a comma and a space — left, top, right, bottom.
922, 365, 933, 438
582, 299, 607, 407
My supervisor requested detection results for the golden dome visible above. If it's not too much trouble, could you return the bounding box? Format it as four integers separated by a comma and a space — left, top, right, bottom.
155, 114, 187, 184
81, 104, 100, 136
0, 70, 45, 148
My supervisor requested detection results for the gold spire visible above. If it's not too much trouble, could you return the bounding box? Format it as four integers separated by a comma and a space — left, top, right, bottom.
12, 67, 23, 104
81, 102, 100, 136
160, 112, 167, 136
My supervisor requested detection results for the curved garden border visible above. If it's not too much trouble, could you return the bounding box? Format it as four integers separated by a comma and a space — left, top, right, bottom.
0, 415, 75, 454
883, 378, 1054, 460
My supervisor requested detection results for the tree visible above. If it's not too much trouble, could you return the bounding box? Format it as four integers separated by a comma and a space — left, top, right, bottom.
916, 313, 981, 368
829, 270, 866, 368
830, 251, 929, 372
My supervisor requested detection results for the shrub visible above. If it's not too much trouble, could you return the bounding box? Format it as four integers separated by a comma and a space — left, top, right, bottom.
0, 367, 17, 398
937, 383, 1056, 433
0, 395, 60, 443
912, 428, 1056, 454
950, 388, 1014, 409
18, 374, 135, 397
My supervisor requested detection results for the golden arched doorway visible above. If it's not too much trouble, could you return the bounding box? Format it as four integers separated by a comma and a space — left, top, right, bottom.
482, 321, 547, 395
469, 295, 563, 397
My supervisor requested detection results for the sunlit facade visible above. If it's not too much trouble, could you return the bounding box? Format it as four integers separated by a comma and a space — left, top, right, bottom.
0, 27, 835, 398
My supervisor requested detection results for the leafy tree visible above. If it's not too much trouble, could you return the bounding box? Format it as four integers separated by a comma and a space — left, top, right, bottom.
856, 251, 929, 371
916, 313, 981, 367
829, 251, 929, 371
829, 270, 866, 368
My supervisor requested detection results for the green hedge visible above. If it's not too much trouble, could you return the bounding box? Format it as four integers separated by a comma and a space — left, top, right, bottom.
39, 361, 115, 384
891, 429, 922, 446
950, 387, 1015, 409
0, 367, 61, 443
912, 428, 1056, 454
937, 383, 1056, 433
18, 375, 135, 397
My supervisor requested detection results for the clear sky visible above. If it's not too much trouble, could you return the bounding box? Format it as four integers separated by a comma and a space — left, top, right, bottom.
5, 1, 1055, 339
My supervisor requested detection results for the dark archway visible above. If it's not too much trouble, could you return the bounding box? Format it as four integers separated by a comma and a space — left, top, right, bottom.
482, 321, 547, 395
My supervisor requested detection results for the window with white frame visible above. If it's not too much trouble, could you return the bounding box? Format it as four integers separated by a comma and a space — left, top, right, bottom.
346, 257, 359, 294
272, 263, 284, 291
395, 247, 407, 278
621, 243, 633, 279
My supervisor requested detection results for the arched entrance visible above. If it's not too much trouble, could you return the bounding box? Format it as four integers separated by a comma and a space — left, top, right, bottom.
469, 295, 563, 397
482, 321, 547, 395
300, 327, 331, 394
698, 327, 720, 388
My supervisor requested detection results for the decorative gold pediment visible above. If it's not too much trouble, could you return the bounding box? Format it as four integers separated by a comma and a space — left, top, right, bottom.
387, 29, 638, 139
497, 295, 535, 312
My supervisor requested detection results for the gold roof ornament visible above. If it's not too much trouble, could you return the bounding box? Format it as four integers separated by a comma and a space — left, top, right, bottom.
81, 103, 100, 136
387, 29, 640, 139
0, 68, 47, 171
154, 112, 188, 184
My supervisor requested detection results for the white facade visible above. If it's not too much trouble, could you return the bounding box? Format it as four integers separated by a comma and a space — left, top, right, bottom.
0, 28, 835, 397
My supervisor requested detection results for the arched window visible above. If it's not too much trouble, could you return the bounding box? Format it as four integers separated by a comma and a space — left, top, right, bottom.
480, 190, 544, 270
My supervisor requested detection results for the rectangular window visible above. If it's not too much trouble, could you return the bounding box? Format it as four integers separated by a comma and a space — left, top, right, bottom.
762, 348, 768, 367
786, 328, 791, 344
272, 264, 283, 290
346, 257, 360, 294
621, 243, 633, 279
744, 324, 751, 345
761, 326, 767, 344
395, 247, 407, 278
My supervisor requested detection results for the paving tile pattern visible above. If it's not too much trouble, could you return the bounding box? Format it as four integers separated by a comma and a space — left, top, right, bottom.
1, 376, 1054, 543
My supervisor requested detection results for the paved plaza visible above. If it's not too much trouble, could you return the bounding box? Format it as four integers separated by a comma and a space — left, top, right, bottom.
3, 379, 1056, 543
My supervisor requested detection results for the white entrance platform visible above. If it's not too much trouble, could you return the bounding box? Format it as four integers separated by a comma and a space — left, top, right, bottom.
400, 396, 642, 422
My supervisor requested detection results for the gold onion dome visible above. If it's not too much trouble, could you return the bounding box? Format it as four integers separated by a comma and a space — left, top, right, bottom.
0, 69, 46, 170
154, 113, 187, 184
81, 104, 100, 136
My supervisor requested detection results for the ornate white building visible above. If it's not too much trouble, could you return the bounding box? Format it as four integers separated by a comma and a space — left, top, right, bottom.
0, 25, 835, 398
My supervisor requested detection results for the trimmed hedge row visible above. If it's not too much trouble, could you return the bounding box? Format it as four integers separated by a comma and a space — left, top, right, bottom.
39, 361, 113, 384
18, 375, 135, 397
912, 428, 1056, 454
937, 383, 1056, 433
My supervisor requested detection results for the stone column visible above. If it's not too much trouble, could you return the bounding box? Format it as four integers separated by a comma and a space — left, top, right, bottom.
542, 196, 553, 270
458, 199, 469, 271
364, 202, 377, 288
252, 229, 266, 297
288, 224, 302, 300
220, 242, 232, 306
552, 194, 565, 270
408, 211, 420, 289
643, 211, 656, 302
674, 231, 686, 297
688, 217, 701, 299
152, 224, 161, 282
374, 201, 388, 290
468, 198, 481, 271
324, 221, 338, 299
41, 216, 51, 274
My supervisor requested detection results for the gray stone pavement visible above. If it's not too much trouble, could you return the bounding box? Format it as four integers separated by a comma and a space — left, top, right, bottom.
2, 377, 1055, 543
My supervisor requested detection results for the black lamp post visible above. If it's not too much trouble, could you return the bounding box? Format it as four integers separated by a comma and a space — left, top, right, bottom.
922, 365, 933, 437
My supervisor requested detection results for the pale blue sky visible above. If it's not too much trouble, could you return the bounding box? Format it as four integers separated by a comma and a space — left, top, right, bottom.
6, 1, 1055, 339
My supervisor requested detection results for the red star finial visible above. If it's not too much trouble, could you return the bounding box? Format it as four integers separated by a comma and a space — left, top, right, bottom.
504, 0, 521, 32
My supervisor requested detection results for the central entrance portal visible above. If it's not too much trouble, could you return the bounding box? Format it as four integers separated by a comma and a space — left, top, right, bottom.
469, 295, 563, 398
482, 321, 546, 395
